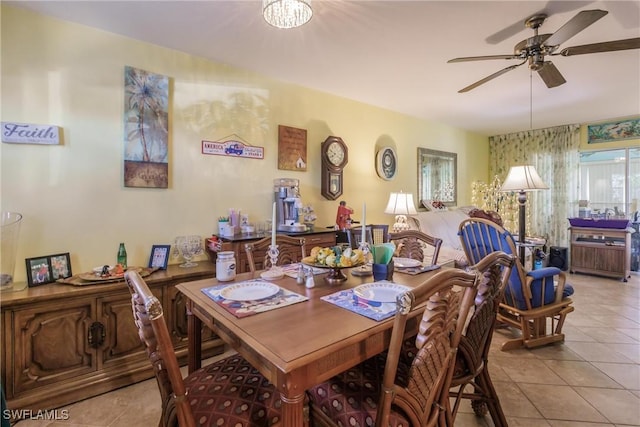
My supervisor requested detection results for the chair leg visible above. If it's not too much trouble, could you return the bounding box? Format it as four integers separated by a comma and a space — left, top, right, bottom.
449, 385, 465, 422
475, 367, 508, 427
501, 338, 525, 351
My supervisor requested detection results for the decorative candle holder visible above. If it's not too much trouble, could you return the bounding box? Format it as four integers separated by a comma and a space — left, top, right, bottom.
358, 241, 370, 257
352, 241, 373, 277
260, 244, 284, 280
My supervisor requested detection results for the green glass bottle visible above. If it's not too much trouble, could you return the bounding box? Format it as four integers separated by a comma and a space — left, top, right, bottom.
117, 243, 127, 270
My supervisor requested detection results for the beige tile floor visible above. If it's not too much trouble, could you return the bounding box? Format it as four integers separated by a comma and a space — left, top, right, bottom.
13, 271, 640, 426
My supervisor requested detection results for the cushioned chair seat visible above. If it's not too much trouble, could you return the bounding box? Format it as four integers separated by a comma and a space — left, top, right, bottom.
308, 352, 412, 427
184, 354, 282, 426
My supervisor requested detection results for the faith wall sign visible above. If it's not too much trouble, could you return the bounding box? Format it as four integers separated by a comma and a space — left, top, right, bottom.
2, 122, 61, 145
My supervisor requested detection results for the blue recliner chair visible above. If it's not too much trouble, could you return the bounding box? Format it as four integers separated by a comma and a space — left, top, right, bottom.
459, 217, 575, 350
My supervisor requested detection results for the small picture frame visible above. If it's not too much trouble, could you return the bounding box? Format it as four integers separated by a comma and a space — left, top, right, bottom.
149, 245, 171, 270
26, 252, 72, 287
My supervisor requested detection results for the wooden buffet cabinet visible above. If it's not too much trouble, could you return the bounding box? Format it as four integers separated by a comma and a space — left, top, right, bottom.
1, 264, 223, 412
569, 225, 633, 281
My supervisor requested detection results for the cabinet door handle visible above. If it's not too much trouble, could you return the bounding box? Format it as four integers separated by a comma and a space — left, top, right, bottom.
87, 321, 105, 349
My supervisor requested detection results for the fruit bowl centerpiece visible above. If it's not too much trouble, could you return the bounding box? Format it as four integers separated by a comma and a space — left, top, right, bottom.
302, 246, 365, 285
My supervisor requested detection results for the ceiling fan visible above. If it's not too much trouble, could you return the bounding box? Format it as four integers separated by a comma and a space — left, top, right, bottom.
448, 9, 640, 93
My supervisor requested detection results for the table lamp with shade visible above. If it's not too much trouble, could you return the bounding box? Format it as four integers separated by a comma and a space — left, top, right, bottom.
385, 192, 417, 233
501, 165, 548, 265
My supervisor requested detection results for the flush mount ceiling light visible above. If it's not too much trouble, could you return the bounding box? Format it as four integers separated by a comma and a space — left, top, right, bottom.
263, 0, 313, 29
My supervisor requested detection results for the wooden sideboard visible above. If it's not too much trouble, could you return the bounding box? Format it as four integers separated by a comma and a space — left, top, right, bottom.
569, 226, 633, 281
208, 230, 337, 273
1, 263, 223, 412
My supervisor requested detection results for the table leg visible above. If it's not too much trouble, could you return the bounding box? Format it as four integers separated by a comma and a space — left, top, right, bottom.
280, 392, 306, 427
185, 300, 202, 374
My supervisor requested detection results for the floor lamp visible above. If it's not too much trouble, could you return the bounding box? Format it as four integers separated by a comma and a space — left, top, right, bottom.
501, 165, 548, 265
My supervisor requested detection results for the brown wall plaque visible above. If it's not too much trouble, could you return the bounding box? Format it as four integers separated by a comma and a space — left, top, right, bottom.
278, 125, 307, 171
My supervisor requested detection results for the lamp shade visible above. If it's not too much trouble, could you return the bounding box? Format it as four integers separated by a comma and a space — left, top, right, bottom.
501, 165, 548, 192
384, 192, 418, 215
263, 0, 312, 29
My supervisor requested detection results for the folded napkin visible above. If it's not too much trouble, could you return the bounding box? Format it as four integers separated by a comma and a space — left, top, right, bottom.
395, 264, 441, 275
321, 289, 397, 321
202, 282, 308, 318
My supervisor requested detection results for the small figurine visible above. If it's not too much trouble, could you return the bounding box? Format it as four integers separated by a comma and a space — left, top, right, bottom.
336, 201, 354, 231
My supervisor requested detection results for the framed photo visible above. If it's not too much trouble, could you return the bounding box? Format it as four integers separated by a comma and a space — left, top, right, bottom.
26, 252, 72, 287
149, 245, 171, 269
376, 146, 397, 180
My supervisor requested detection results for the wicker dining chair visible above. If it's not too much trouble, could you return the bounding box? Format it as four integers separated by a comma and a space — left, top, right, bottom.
388, 229, 443, 266
345, 226, 372, 249
370, 224, 390, 245
307, 268, 480, 427
244, 234, 306, 273
124, 270, 291, 427
449, 251, 515, 427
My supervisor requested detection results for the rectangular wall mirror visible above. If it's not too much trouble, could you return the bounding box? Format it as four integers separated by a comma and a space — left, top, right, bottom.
417, 148, 457, 208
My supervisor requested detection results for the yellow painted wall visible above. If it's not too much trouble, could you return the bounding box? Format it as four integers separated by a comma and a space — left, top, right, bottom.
0, 6, 489, 281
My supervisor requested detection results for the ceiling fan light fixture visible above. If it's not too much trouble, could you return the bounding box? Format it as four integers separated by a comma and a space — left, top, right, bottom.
263, 0, 312, 29
448, 9, 639, 92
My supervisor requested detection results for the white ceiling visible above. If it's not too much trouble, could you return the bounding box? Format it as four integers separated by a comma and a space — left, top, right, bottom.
7, 0, 640, 136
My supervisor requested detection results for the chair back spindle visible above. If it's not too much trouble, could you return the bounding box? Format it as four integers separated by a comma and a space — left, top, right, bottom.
245, 234, 306, 273
388, 229, 443, 266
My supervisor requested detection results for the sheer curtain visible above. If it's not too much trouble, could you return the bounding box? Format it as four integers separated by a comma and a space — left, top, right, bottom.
489, 124, 581, 248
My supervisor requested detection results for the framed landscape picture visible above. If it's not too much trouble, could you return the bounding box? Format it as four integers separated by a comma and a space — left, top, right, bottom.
588, 118, 640, 143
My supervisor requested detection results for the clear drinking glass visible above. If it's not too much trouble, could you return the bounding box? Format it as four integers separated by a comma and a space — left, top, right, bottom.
1, 212, 23, 291
174, 235, 203, 268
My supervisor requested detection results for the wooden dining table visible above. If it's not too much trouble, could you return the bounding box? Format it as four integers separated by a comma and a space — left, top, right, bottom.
176, 266, 440, 427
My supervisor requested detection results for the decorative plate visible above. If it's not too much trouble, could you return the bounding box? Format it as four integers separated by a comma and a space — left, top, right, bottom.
376, 146, 397, 181
219, 280, 280, 301
78, 267, 141, 281
353, 282, 411, 303
393, 257, 422, 268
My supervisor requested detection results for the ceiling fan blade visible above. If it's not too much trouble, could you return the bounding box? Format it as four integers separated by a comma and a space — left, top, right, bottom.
545, 9, 608, 47
458, 62, 524, 93
448, 54, 520, 63
485, 1, 596, 44
537, 61, 566, 88
556, 37, 640, 56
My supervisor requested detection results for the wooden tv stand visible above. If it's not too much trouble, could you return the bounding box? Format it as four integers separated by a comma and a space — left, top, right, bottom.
569, 226, 632, 281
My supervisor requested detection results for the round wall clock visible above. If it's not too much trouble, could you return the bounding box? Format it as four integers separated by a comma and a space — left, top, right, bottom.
376, 147, 397, 180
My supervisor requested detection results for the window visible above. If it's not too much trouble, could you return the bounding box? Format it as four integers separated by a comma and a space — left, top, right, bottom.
579, 148, 640, 218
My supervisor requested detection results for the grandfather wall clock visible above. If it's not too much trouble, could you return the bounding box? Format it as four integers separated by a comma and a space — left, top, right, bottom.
321, 136, 348, 200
